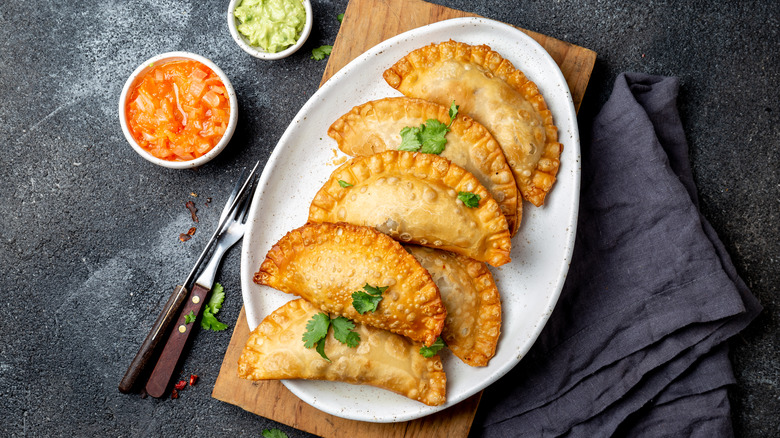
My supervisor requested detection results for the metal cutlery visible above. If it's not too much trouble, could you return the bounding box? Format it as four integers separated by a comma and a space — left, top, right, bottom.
118, 162, 260, 394
145, 176, 256, 398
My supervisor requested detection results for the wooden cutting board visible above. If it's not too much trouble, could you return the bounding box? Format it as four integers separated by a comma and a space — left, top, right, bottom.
212, 1, 596, 437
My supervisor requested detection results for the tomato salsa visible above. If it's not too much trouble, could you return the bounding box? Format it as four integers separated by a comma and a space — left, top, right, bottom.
125, 59, 230, 161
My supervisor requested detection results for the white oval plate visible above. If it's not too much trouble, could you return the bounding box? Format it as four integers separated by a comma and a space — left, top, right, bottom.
240, 17, 580, 423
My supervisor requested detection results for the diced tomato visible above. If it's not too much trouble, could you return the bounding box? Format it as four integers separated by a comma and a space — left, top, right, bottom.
125, 60, 230, 161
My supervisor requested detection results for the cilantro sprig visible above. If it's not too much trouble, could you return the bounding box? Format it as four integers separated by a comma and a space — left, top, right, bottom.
262, 429, 289, 438
311, 45, 333, 60
398, 101, 459, 155
201, 283, 228, 331
303, 312, 361, 361
352, 284, 388, 314
457, 191, 481, 208
419, 337, 446, 358
338, 179, 353, 188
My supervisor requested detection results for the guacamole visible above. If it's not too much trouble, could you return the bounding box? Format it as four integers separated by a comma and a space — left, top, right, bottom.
234, 0, 306, 53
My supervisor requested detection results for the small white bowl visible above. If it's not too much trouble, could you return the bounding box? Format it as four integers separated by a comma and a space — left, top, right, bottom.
119, 51, 238, 169
227, 0, 313, 60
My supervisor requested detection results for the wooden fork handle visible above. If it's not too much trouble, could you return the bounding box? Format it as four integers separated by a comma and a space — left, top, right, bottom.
118, 285, 188, 394
145, 283, 211, 398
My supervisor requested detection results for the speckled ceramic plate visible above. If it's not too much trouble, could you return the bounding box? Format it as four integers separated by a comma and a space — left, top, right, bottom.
240, 17, 580, 423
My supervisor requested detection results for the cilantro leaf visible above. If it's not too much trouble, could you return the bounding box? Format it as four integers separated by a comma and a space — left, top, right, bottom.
448, 100, 459, 125
337, 13, 344, 23
338, 179, 353, 188
419, 119, 449, 154
201, 306, 228, 331
398, 109, 458, 155
362, 284, 389, 296
262, 429, 289, 438
311, 45, 333, 60
207, 283, 225, 314
398, 126, 422, 151
457, 191, 481, 208
184, 310, 196, 324
419, 337, 446, 358
352, 291, 382, 314
315, 340, 330, 361
331, 316, 360, 348
302, 312, 331, 349
352, 284, 387, 314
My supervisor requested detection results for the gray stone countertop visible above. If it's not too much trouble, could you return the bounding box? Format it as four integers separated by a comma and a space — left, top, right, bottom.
0, 1, 776, 437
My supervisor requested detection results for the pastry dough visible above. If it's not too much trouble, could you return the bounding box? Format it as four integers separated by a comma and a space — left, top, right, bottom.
238, 299, 447, 406
383, 40, 562, 207
406, 246, 501, 367
254, 221, 446, 346
328, 97, 521, 235
308, 150, 512, 267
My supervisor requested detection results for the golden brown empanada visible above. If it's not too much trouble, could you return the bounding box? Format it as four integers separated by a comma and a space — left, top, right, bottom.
383, 40, 563, 207
328, 97, 521, 235
405, 246, 501, 367
308, 150, 512, 267
238, 299, 447, 406
254, 221, 446, 346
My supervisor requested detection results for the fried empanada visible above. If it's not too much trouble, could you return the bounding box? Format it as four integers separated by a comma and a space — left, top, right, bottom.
238, 299, 447, 406
406, 246, 501, 367
328, 97, 521, 235
308, 150, 512, 267
383, 40, 563, 207
254, 221, 446, 346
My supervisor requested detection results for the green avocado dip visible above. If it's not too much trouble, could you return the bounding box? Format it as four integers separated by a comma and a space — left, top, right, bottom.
234, 0, 306, 53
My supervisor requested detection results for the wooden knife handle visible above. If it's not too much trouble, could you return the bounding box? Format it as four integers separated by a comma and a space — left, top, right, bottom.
118, 285, 188, 394
145, 283, 211, 398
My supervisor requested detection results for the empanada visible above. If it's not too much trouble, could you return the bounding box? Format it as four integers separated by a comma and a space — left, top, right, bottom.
308, 151, 511, 267
238, 299, 447, 406
383, 40, 563, 207
328, 97, 521, 235
254, 221, 446, 346
406, 246, 501, 367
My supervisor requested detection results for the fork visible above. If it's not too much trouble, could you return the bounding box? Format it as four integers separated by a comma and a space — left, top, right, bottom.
144, 176, 257, 398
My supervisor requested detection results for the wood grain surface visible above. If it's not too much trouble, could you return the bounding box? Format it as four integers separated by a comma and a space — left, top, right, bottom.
212, 0, 596, 436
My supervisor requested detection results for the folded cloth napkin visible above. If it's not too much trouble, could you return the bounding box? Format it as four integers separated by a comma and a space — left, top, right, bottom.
473, 73, 762, 437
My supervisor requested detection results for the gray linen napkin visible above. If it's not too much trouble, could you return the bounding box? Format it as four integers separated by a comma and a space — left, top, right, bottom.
473, 73, 762, 437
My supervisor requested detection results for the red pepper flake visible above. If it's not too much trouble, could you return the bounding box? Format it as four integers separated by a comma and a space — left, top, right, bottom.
190, 192, 198, 197
171, 389, 179, 399
179, 233, 192, 242
185, 200, 199, 223
174, 380, 187, 391
187, 227, 196, 236
189, 374, 199, 386
205, 197, 212, 207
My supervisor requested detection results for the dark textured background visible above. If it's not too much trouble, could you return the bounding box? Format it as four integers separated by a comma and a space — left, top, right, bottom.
0, 0, 776, 436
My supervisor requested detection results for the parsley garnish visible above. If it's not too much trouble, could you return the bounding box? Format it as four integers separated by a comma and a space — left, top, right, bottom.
398, 101, 459, 154
338, 179, 353, 188
262, 429, 289, 438
457, 191, 481, 208
337, 13, 345, 23
352, 284, 388, 314
201, 283, 228, 331
303, 312, 360, 361
184, 310, 196, 324
311, 45, 333, 60
419, 337, 446, 358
